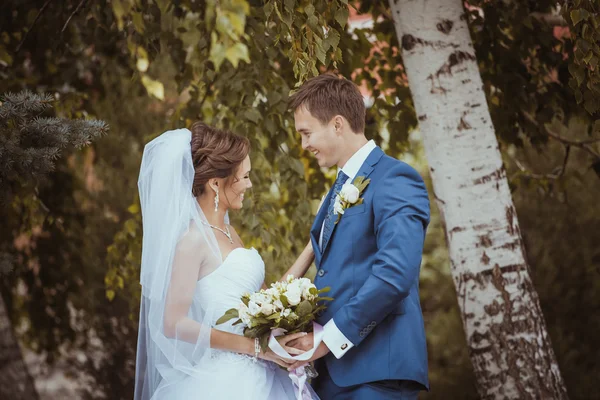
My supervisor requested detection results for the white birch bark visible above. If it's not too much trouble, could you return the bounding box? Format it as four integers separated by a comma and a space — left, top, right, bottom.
388, 0, 568, 398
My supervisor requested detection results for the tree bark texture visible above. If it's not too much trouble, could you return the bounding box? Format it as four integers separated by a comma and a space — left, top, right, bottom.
388, 0, 568, 398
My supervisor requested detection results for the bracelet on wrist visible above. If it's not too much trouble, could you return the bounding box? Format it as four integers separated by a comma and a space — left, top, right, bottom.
253, 337, 260, 362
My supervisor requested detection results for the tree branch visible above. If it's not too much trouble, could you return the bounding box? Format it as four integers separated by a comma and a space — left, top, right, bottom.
521, 111, 600, 158
512, 145, 570, 181
15, 0, 55, 53
61, 0, 87, 33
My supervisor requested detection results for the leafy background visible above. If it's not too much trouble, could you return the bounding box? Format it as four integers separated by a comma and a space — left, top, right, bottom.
0, 1, 598, 399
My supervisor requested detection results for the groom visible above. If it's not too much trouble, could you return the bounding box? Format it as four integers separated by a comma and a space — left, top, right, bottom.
287, 73, 430, 399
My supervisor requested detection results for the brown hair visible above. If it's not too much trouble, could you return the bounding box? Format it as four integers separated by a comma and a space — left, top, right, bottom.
288, 73, 366, 134
190, 121, 250, 197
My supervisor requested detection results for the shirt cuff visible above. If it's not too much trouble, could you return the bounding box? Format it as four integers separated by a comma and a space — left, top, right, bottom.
322, 319, 354, 359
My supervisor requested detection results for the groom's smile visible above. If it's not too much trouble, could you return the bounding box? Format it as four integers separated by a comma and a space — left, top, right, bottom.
294, 106, 340, 169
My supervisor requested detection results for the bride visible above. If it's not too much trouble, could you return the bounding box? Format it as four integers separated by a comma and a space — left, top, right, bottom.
134, 122, 319, 399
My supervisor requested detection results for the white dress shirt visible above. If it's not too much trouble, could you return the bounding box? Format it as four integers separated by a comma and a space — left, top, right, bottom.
319, 139, 376, 359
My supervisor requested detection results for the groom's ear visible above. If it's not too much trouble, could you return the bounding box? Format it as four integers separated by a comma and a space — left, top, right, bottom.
333, 115, 344, 133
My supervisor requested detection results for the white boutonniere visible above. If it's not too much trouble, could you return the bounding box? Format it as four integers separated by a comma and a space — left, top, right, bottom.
333, 176, 370, 224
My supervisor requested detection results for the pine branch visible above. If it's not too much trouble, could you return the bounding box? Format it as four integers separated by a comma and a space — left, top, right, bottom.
0, 91, 53, 123
0, 90, 108, 204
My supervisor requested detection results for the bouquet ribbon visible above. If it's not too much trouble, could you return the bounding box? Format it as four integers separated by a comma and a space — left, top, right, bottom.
268, 322, 324, 400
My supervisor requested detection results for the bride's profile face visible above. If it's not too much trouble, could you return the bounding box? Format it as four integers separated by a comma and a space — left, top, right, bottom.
222, 155, 252, 210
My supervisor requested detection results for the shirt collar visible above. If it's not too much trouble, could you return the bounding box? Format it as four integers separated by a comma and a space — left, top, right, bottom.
338, 140, 377, 180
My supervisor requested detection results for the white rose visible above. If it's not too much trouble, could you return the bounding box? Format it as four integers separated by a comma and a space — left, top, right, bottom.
274, 299, 284, 310
265, 287, 279, 298
340, 183, 360, 203
299, 277, 312, 289
285, 285, 302, 306
282, 308, 291, 318
288, 280, 302, 293
274, 281, 287, 292
250, 292, 269, 305
260, 303, 275, 315
238, 303, 252, 326
300, 279, 316, 300
248, 301, 261, 316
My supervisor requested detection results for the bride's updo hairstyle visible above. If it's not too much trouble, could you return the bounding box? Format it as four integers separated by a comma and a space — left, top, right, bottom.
190, 121, 250, 197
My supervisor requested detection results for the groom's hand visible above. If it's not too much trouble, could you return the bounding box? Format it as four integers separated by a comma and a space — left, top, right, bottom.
287, 332, 330, 371
287, 332, 315, 351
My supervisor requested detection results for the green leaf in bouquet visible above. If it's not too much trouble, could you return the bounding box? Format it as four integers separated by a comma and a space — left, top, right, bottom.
300, 313, 315, 324
317, 296, 334, 302
317, 287, 331, 294
259, 334, 270, 353
280, 295, 289, 308
279, 319, 294, 332
241, 296, 250, 307
297, 300, 313, 317
313, 305, 327, 314
296, 318, 313, 333
244, 325, 270, 338
216, 308, 239, 325
254, 317, 271, 325
309, 287, 318, 296
232, 319, 243, 326
267, 313, 281, 320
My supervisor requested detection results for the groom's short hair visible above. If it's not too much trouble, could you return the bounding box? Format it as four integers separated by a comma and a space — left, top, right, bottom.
289, 73, 366, 134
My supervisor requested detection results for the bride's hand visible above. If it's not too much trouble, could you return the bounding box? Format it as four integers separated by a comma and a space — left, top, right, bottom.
259, 348, 294, 369
258, 332, 307, 368
277, 331, 308, 356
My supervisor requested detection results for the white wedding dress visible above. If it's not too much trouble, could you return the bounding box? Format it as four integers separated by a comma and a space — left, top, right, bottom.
134, 128, 317, 400
153, 247, 310, 400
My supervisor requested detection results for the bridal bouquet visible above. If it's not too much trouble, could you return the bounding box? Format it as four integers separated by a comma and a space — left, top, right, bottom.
216, 275, 332, 350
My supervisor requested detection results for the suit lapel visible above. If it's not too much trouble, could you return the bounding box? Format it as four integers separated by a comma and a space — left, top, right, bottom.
320, 147, 384, 257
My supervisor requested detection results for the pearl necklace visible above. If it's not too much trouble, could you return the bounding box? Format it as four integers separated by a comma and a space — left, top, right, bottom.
201, 220, 233, 244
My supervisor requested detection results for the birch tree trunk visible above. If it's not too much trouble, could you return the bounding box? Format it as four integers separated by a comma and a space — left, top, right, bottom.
388, 0, 568, 398
0, 295, 39, 400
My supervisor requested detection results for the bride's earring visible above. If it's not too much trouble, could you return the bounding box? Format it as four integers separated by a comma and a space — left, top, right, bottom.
214, 189, 219, 213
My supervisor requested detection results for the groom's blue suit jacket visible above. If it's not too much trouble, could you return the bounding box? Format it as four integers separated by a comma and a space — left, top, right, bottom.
312, 146, 430, 390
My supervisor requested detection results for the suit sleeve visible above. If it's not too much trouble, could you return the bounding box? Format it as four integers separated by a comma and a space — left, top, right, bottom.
330, 162, 430, 348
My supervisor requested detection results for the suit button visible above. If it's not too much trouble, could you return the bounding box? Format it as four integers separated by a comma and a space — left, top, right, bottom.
318, 269, 325, 277
341, 343, 348, 350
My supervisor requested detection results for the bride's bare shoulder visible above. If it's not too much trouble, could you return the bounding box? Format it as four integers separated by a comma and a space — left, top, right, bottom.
177, 221, 210, 251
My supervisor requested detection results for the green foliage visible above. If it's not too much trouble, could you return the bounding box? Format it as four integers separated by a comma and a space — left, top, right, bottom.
104, 0, 353, 307
215, 307, 239, 325
563, 0, 600, 116
468, 0, 600, 179
1, 1, 599, 399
